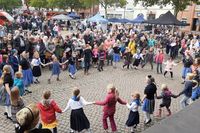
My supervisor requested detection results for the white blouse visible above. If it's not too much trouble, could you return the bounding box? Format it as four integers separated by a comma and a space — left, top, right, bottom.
63, 97, 92, 112
31, 58, 41, 66
126, 102, 139, 112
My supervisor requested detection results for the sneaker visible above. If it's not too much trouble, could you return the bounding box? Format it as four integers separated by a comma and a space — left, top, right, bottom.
25, 89, 32, 94
6, 116, 12, 121
36, 79, 40, 83
4, 112, 8, 116
145, 119, 152, 125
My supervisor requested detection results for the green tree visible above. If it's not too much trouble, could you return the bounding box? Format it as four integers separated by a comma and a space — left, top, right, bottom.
47, 0, 60, 10
29, 0, 47, 10
135, 0, 200, 17
0, 0, 22, 11
80, 0, 99, 8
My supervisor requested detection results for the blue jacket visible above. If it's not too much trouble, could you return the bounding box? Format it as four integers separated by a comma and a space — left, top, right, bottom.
9, 55, 19, 72
180, 81, 194, 97
14, 78, 24, 96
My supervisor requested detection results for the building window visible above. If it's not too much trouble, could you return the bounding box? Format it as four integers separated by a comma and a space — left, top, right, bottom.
107, 14, 122, 19
147, 13, 155, 20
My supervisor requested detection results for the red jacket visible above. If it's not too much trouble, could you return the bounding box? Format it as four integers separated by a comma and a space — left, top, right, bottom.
95, 92, 126, 114
37, 100, 62, 124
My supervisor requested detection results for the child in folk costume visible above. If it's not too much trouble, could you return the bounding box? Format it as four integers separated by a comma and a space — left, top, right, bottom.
123, 48, 132, 69
95, 84, 127, 132
31, 51, 45, 84
68, 52, 78, 79
132, 50, 144, 70
10, 86, 25, 129
156, 84, 177, 117
62, 88, 93, 133
14, 72, 25, 96
92, 44, 99, 68
163, 57, 177, 79
46, 55, 68, 84
37, 90, 62, 133
126, 93, 141, 133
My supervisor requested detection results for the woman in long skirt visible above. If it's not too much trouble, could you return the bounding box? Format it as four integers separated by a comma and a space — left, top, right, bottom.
19, 51, 33, 94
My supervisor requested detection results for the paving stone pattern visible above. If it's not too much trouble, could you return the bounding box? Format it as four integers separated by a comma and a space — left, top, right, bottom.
0, 62, 185, 133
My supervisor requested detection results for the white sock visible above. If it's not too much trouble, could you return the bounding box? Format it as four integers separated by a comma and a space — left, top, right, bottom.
5, 106, 12, 117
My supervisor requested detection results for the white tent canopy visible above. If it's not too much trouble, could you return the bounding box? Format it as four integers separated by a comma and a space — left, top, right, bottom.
0, 11, 14, 22
51, 14, 72, 21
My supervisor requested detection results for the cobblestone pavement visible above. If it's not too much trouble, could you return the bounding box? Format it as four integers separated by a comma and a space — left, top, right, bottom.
0, 62, 185, 133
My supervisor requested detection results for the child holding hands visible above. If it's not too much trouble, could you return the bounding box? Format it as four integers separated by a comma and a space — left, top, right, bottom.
37, 90, 62, 133
126, 92, 141, 133
62, 87, 93, 133
156, 84, 177, 117
95, 84, 127, 133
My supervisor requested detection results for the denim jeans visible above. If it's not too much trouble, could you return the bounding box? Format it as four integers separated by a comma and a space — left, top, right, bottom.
156, 63, 162, 73
180, 95, 190, 109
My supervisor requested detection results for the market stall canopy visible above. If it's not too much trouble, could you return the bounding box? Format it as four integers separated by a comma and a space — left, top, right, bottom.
88, 14, 108, 23
146, 11, 189, 26
0, 11, 14, 26
68, 12, 80, 19
51, 14, 73, 21
131, 14, 146, 23
118, 18, 132, 23
108, 18, 120, 23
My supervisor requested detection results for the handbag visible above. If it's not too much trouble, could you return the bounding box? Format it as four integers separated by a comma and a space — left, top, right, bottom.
0, 85, 6, 106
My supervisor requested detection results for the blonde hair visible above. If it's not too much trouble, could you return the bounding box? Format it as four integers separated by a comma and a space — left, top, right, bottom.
10, 86, 20, 105
186, 73, 195, 80
161, 84, 168, 91
107, 84, 116, 93
33, 51, 39, 59
1, 65, 11, 81
15, 71, 22, 79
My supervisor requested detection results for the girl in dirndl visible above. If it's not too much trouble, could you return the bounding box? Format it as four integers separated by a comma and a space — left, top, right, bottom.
45, 55, 68, 84
126, 93, 141, 133
19, 51, 33, 94
31, 51, 45, 84
132, 50, 144, 70
62, 88, 93, 133
68, 52, 77, 79
1, 65, 13, 120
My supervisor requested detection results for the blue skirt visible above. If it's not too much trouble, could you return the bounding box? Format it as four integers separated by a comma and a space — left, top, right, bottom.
142, 98, 155, 114
69, 64, 76, 75
182, 67, 192, 79
113, 53, 120, 62
52, 63, 61, 75
22, 69, 33, 86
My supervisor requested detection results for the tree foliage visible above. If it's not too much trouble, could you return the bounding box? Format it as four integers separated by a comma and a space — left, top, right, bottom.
0, 0, 22, 11
134, 0, 200, 16
29, 0, 48, 9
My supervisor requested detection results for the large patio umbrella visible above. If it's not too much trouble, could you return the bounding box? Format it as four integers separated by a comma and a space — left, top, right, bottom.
131, 14, 146, 23
51, 14, 73, 21
88, 14, 108, 23
146, 11, 189, 26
